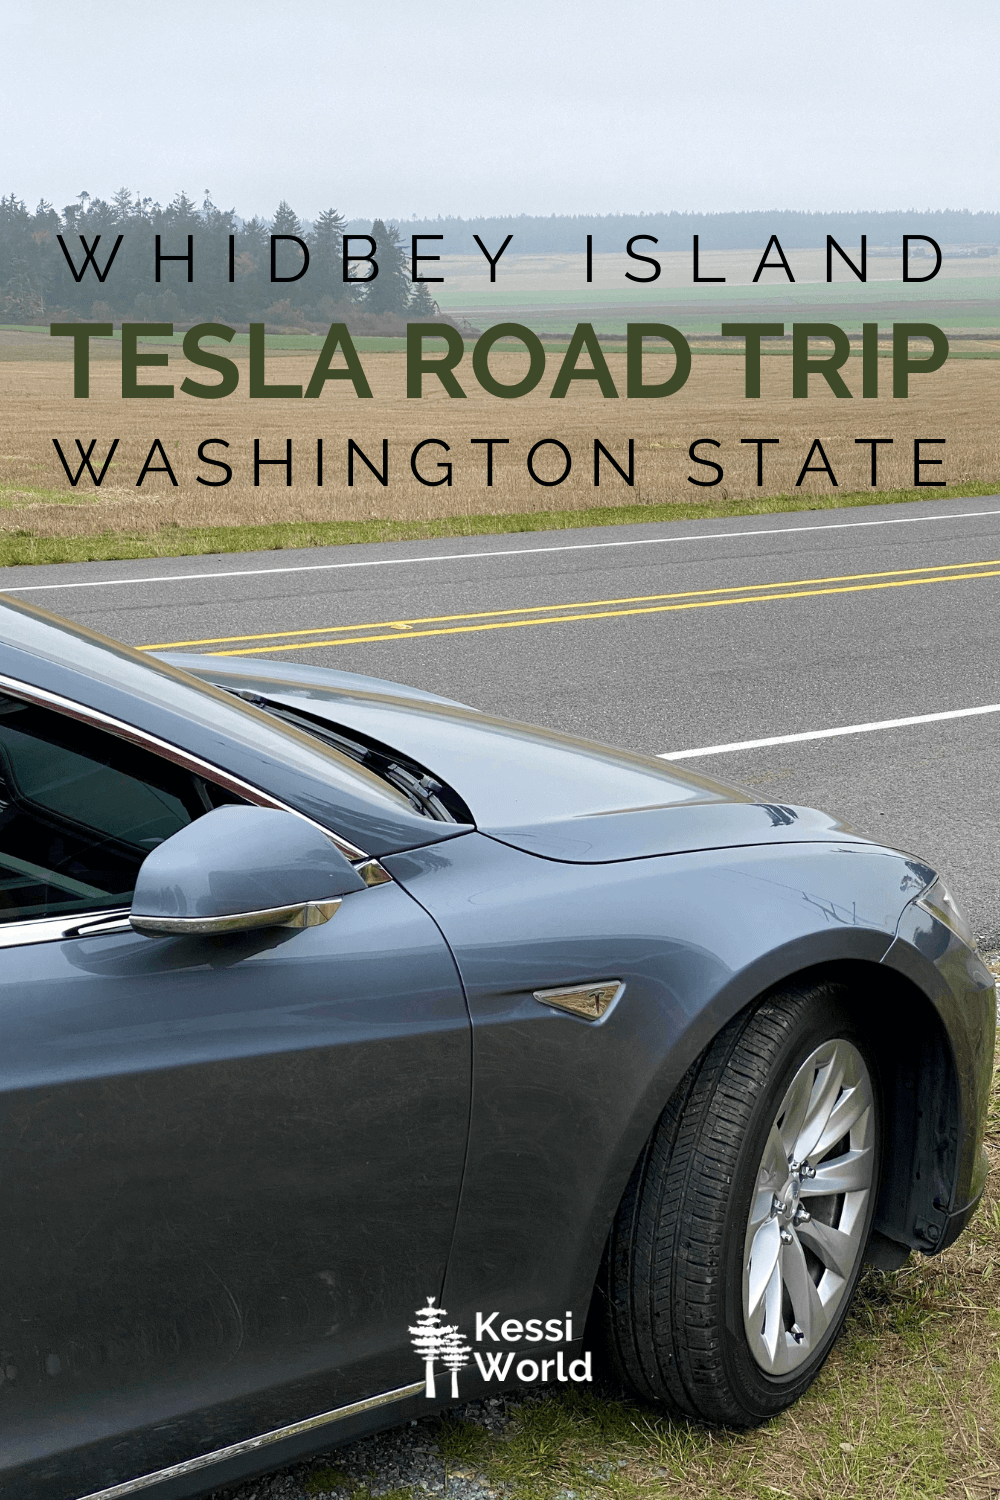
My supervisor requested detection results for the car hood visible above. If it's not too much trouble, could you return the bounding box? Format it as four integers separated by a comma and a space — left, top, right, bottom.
162, 655, 870, 863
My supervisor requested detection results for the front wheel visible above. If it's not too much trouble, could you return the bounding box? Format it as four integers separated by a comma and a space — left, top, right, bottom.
599, 983, 880, 1426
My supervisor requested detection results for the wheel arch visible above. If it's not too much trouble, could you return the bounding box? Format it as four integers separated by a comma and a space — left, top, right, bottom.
587, 952, 960, 1332
741, 957, 961, 1259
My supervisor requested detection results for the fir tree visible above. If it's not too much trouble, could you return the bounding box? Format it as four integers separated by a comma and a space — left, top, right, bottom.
271, 200, 302, 238
363, 219, 411, 317
309, 207, 347, 308
409, 281, 440, 318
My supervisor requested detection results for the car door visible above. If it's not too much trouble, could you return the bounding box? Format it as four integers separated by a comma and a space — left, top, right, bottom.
0, 687, 471, 1494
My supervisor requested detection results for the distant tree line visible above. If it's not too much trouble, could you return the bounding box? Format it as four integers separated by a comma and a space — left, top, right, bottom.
356, 209, 1000, 255
0, 190, 445, 329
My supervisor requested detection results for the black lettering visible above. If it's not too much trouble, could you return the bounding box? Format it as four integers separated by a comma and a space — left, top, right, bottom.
155, 234, 193, 283
344, 235, 378, 282
526, 439, 572, 486
693, 235, 725, 283
594, 439, 634, 486
752, 236, 795, 283
411, 439, 452, 486
473, 233, 513, 283
470, 437, 509, 486
196, 439, 232, 486
52, 437, 119, 487
855, 437, 892, 485
271, 235, 310, 283
625, 235, 660, 283
56, 233, 123, 283
914, 438, 946, 486
740, 437, 779, 485
136, 438, 178, 486
795, 438, 838, 487
826, 235, 866, 282
348, 439, 389, 486
903, 236, 942, 283
254, 438, 292, 486
688, 438, 723, 486
411, 235, 444, 283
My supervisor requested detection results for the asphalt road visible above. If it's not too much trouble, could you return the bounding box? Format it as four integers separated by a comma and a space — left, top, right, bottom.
5, 493, 1000, 945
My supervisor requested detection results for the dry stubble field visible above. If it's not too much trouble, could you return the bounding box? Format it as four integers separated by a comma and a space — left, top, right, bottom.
1, 334, 998, 545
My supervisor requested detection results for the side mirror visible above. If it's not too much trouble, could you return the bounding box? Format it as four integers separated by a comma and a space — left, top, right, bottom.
130, 806, 368, 937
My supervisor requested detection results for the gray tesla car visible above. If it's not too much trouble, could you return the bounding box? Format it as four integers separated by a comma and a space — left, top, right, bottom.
0, 596, 993, 1500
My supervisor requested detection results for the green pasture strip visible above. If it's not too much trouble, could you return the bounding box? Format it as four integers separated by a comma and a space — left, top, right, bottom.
0, 480, 997, 570
436, 275, 1000, 309
0, 482, 103, 509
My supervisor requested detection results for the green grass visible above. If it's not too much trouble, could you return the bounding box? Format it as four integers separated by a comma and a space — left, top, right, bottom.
0, 483, 106, 509
1, 481, 997, 572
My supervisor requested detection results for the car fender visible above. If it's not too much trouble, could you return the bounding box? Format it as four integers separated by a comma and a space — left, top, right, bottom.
382, 831, 929, 1342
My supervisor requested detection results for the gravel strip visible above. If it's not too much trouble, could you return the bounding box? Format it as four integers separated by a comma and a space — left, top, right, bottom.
207, 1392, 542, 1500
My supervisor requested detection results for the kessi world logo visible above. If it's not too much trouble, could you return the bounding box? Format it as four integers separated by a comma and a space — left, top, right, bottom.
409, 1297, 592, 1398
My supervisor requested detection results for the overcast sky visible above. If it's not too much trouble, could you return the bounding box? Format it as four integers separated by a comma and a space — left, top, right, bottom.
5, 0, 996, 220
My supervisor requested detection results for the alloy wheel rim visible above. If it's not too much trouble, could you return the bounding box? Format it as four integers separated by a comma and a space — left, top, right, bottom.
742, 1037, 875, 1376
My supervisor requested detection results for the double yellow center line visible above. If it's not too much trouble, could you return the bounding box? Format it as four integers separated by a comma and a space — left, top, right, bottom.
140, 556, 1000, 657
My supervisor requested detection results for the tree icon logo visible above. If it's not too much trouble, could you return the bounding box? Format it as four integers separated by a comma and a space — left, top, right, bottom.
408, 1296, 472, 1398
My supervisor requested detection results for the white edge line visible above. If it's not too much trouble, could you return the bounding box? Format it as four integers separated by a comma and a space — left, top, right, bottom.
2, 505, 1000, 593
660, 703, 1000, 760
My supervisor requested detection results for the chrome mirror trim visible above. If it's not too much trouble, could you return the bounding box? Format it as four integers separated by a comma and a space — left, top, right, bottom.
130, 897, 343, 937
75, 1379, 426, 1500
533, 979, 624, 1021
0, 671, 366, 861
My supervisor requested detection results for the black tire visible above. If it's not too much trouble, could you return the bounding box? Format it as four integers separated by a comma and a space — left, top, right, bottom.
597, 982, 881, 1426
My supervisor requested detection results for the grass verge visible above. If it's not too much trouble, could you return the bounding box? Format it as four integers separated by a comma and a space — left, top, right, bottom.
1, 481, 998, 571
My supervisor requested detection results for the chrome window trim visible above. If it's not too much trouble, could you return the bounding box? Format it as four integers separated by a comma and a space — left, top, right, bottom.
0, 670, 367, 861
0, 907, 133, 951
75, 1380, 426, 1500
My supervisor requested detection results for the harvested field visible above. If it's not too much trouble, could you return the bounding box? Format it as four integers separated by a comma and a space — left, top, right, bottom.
1, 335, 998, 544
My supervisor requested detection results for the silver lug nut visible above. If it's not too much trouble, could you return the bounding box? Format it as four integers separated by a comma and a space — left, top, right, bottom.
780, 1228, 794, 1245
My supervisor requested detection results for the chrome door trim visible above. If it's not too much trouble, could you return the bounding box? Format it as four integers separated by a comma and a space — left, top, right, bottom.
0, 908, 133, 951
0, 670, 366, 860
75, 1381, 426, 1500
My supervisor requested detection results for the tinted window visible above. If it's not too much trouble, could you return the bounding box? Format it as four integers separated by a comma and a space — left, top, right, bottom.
0, 696, 239, 924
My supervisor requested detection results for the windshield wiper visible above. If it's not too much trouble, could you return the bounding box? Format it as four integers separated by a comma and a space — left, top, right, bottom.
227, 690, 470, 823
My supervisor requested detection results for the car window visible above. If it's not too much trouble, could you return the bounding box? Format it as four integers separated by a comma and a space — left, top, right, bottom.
0, 694, 240, 924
